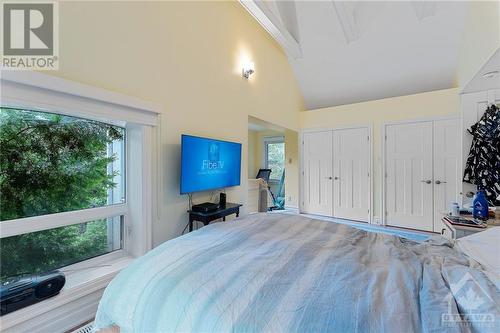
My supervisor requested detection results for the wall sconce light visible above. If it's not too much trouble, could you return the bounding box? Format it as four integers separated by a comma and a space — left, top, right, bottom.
242, 62, 255, 79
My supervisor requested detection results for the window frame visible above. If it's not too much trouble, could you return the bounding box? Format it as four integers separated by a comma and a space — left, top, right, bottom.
0, 204, 128, 239
0, 106, 130, 273
0, 71, 161, 332
0, 107, 128, 270
263, 136, 285, 182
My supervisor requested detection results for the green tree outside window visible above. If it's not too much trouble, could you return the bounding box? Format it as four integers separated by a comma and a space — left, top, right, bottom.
0, 108, 124, 279
266, 141, 285, 181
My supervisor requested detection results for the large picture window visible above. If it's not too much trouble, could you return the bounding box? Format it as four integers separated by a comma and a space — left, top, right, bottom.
0, 71, 157, 332
0, 107, 126, 280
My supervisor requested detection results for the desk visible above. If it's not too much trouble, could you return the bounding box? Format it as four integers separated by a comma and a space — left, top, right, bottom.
188, 203, 242, 232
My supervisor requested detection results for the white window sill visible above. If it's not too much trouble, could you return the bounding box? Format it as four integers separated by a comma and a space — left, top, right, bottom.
0, 254, 134, 333
63, 254, 133, 290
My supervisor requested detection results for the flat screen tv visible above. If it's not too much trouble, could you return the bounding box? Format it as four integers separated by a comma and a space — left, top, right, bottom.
180, 134, 242, 194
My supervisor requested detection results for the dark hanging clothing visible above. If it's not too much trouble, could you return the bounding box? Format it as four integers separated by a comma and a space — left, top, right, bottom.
463, 104, 500, 205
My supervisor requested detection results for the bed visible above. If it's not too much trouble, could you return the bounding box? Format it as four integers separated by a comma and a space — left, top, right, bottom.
93, 213, 499, 333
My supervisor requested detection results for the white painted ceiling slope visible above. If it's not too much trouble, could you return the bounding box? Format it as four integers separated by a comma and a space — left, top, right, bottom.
241, 1, 468, 110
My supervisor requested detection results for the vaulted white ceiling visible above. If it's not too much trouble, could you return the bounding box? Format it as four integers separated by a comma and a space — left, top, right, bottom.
241, 1, 468, 110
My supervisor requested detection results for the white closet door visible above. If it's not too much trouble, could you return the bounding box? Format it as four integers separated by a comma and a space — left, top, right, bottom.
332, 128, 370, 222
433, 119, 461, 232
302, 131, 333, 216
386, 122, 433, 231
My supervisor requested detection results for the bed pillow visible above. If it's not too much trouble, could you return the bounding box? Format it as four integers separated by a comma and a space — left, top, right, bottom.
456, 227, 500, 278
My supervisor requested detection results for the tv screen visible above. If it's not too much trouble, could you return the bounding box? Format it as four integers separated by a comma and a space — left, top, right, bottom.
180, 135, 242, 194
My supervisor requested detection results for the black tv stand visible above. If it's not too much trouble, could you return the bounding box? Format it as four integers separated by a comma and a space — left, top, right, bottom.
188, 202, 242, 232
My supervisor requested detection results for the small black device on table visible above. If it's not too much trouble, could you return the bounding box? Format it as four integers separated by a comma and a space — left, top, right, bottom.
188, 202, 242, 232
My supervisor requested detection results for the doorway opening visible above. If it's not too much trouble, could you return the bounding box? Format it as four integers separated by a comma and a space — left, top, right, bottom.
248, 116, 298, 212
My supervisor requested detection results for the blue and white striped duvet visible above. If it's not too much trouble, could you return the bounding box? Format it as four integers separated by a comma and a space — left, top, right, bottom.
94, 213, 499, 333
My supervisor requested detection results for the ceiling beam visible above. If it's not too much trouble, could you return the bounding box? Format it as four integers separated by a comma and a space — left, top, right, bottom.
331, 1, 360, 43
239, 0, 302, 59
411, 1, 437, 20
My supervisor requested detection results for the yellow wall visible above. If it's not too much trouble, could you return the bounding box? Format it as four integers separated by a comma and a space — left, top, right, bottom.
300, 88, 460, 218
48, 1, 303, 245
247, 129, 259, 178
458, 1, 500, 88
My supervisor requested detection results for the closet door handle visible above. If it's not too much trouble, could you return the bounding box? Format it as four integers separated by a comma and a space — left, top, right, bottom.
334, 177, 339, 180
325, 177, 333, 180
435, 180, 447, 185
421, 180, 432, 184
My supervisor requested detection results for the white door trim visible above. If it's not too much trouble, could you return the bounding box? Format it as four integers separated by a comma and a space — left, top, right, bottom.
300, 124, 373, 223
301, 123, 374, 133
382, 114, 461, 127
381, 115, 460, 227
